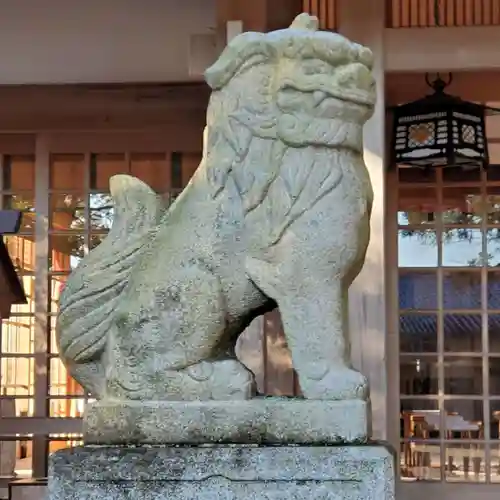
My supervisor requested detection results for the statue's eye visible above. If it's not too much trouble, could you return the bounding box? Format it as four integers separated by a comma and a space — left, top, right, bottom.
302, 61, 330, 76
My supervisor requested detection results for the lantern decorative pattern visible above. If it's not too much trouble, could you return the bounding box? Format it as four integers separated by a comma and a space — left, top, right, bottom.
390, 74, 499, 169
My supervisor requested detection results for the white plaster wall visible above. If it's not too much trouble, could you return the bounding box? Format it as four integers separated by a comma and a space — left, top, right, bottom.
0, 0, 216, 84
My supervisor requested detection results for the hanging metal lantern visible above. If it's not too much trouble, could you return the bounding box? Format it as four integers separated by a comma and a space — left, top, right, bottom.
390, 73, 500, 169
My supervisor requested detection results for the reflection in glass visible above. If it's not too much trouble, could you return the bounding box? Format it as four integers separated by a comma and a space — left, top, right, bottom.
89, 233, 108, 251
49, 437, 84, 457
486, 229, 500, 267
443, 271, 481, 309
399, 272, 437, 310
488, 315, 500, 353
444, 400, 484, 439
400, 314, 437, 353
0, 438, 32, 478
50, 154, 85, 190
400, 356, 438, 395
442, 186, 482, 226
489, 357, 500, 395
442, 228, 483, 267
10, 276, 34, 314
3, 194, 35, 232
0, 357, 34, 396
398, 186, 437, 226
444, 357, 483, 395
49, 234, 85, 271
488, 273, 500, 310
491, 401, 500, 440
49, 193, 85, 230
444, 314, 482, 352
49, 398, 87, 418
486, 185, 500, 224
445, 443, 485, 483
89, 193, 114, 230
49, 275, 69, 316
490, 445, 500, 483
1, 316, 34, 353
0, 397, 34, 417
400, 399, 440, 481
49, 358, 85, 397
5, 236, 35, 273
398, 229, 438, 268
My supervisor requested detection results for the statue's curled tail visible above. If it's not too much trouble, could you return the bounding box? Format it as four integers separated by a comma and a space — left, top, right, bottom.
56, 175, 162, 394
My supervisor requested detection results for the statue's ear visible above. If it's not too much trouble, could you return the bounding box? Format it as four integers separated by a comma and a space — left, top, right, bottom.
205, 33, 276, 90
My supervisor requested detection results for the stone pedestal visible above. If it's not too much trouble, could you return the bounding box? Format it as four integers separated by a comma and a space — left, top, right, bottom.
48, 443, 395, 499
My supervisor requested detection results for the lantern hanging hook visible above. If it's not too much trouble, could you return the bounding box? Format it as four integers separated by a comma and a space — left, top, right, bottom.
425, 72, 453, 93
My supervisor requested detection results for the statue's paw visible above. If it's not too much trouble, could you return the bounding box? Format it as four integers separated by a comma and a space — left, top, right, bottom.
183, 359, 255, 400
300, 366, 368, 401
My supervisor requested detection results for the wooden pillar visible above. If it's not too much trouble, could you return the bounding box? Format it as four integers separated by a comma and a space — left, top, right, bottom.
337, 0, 394, 444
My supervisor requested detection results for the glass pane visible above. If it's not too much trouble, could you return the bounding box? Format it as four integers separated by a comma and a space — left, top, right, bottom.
398, 166, 435, 183
490, 445, 500, 482
49, 316, 58, 353
400, 355, 438, 395
445, 443, 485, 483
0, 397, 34, 417
49, 193, 86, 230
49, 234, 85, 271
398, 186, 437, 226
3, 155, 35, 191
0, 438, 32, 478
488, 273, 500, 310
444, 400, 483, 439
443, 314, 482, 352
442, 228, 484, 267
398, 229, 438, 268
399, 272, 437, 310
10, 276, 34, 314
90, 153, 127, 190
49, 275, 69, 316
486, 228, 500, 266
400, 314, 437, 353
130, 153, 169, 192
50, 154, 85, 190
89, 233, 107, 251
1, 316, 34, 353
49, 358, 85, 396
49, 398, 86, 418
489, 357, 500, 395
400, 399, 440, 439
485, 185, 500, 224
4, 236, 35, 273
488, 315, 500, 352
400, 441, 441, 481
89, 193, 114, 230
442, 186, 482, 225
3, 194, 35, 232
491, 401, 500, 441
0, 357, 34, 396
443, 166, 481, 183
443, 271, 481, 309
444, 357, 483, 395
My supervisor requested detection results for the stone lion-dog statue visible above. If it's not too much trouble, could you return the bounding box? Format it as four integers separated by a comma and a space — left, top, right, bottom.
57, 14, 376, 412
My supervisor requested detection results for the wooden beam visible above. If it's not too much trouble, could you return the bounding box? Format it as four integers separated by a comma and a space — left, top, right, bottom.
387, 71, 500, 105
385, 26, 500, 72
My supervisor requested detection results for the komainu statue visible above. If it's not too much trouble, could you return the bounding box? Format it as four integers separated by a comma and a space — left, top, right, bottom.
57, 14, 376, 425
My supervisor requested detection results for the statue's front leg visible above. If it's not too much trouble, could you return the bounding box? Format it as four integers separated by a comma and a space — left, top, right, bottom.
277, 279, 367, 401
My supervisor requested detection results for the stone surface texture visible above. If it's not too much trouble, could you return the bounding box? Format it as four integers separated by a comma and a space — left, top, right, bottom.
84, 398, 368, 445
48, 444, 395, 500
55, 12, 377, 437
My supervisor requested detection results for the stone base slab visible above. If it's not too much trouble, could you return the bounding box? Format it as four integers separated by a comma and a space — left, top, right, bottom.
48, 444, 395, 499
83, 398, 368, 445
